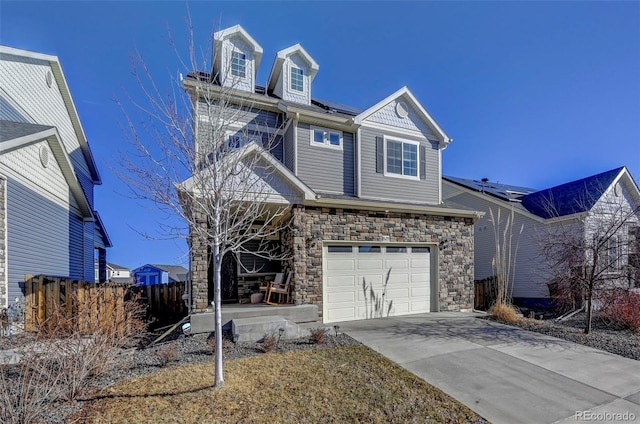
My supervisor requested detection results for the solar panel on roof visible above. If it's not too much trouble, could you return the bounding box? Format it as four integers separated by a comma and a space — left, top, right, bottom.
312, 98, 363, 115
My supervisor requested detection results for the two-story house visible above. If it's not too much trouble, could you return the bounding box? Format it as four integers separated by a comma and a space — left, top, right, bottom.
444, 167, 640, 308
0, 46, 111, 307
185, 25, 481, 323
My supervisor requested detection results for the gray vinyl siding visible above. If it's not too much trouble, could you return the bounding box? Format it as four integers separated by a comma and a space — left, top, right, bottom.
445, 188, 550, 299
295, 122, 355, 196
196, 101, 281, 133
283, 122, 295, 172
0, 92, 29, 122
6, 179, 77, 301
360, 126, 439, 204
269, 134, 284, 163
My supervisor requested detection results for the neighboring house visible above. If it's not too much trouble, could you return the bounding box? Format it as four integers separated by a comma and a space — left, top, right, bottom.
0, 46, 111, 307
133, 264, 189, 286
443, 167, 640, 307
94, 262, 133, 284
184, 25, 482, 323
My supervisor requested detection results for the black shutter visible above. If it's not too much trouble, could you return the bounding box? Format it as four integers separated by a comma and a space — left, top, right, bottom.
376, 136, 384, 173
420, 145, 427, 180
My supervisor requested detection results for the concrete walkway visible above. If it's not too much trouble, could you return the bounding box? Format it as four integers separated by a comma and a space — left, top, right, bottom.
340, 313, 640, 424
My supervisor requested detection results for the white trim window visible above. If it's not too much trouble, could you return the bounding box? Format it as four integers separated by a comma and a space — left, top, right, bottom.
311, 126, 342, 149
384, 136, 419, 179
290, 67, 304, 92
231, 51, 246, 78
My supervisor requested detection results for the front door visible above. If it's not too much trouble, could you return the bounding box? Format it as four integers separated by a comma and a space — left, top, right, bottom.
208, 250, 239, 304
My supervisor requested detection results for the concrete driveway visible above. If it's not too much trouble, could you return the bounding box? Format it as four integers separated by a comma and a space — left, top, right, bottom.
339, 313, 640, 424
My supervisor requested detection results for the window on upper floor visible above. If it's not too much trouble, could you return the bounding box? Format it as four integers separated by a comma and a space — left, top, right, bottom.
290, 67, 304, 92
385, 137, 419, 179
231, 51, 246, 78
310, 126, 342, 149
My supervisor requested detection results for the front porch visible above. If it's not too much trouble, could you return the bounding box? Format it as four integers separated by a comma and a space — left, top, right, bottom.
190, 302, 318, 334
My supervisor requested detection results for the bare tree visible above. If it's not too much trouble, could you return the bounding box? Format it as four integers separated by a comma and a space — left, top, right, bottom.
118, 18, 291, 387
540, 185, 640, 334
488, 207, 524, 307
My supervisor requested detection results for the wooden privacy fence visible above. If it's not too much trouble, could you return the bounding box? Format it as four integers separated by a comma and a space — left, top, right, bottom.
24, 275, 130, 334
131, 281, 187, 325
24, 275, 188, 332
474, 277, 498, 311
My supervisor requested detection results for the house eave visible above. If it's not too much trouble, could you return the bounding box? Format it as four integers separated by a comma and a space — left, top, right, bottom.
308, 195, 483, 222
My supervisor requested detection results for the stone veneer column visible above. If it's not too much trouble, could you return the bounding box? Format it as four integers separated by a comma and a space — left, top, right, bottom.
189, 209, 210, 311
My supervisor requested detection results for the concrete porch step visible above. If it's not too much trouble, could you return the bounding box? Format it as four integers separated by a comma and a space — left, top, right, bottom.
190, 304, 318, 334
231, 316, 301, 342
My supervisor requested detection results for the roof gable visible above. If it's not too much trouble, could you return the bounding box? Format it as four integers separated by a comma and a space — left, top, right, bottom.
443, 175, 537, 202
354, 87, 451, 145
520, 167, 625, 219
213, 25, 263, 73
266, 44, 319, 93
0, 45, 102, 184
0, 119, 93, 218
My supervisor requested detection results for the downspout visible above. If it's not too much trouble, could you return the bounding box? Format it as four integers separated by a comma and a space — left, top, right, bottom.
356, 127, 362, 197
293, 112, 299, 175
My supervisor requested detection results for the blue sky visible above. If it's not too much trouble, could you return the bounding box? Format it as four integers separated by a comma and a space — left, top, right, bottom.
2, 1, 639, 269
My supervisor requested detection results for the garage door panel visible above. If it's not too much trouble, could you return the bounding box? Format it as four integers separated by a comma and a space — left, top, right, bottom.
328, 307, 356, 321
359, 274, 383, 287
327, 291, 355, 304
411, 287, 429, 297
385, 258, 409, 269
390, 302, 409, 315
387, 288, 409, 298
410, 258, 429, 268
410, 300, 430, 312
327, 259, 356, 271
326, 275, 355, 288
387, 272, 409, 284
357, 259, 383, 270
410, 272, 429, 283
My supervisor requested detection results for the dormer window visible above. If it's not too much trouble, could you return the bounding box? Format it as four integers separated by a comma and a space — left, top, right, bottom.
290, 67, 304, 92
231, 51, 246, 78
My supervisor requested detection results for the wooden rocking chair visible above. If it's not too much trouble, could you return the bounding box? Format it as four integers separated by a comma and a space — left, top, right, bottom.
259, 273, 283, 302
266, 273, 292, 305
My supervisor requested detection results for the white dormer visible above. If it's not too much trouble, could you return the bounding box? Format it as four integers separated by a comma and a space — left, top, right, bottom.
267, 44, 319, 105
213, 25, 263, 93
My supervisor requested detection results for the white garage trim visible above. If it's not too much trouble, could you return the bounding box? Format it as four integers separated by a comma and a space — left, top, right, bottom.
322, 241, 437, 323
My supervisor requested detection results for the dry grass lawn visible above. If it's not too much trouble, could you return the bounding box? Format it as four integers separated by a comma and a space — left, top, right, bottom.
77, 345, 485, 423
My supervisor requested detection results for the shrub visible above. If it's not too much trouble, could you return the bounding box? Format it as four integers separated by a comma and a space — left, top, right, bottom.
261, 334, 277, 353
309, 327, 328, 345
156, 341, 180, 367
598, 289, 640, 332
207, 335, 232, 354
490, 302, 521, 323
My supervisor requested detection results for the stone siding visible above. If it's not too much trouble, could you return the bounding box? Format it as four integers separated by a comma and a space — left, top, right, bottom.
283, 206, 475, 319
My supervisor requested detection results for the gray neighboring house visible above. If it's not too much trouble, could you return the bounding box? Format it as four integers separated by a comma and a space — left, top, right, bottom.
0, 46, 111, 307
185, 25, 482, 323
132, 264, 189, 286
443, 167, 640, 308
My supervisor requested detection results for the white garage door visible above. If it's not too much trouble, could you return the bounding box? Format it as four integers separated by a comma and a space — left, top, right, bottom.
323, 244, 433, 323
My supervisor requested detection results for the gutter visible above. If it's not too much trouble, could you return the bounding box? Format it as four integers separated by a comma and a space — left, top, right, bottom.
308, 196, 483, 222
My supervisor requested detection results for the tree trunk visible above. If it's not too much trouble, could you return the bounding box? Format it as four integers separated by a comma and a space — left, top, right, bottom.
584, 292, 592, 334
213, 241, 224, 387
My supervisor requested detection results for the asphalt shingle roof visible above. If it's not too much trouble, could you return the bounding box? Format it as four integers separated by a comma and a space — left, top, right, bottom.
520, 167, 624, 219
0, 120, 53, 142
